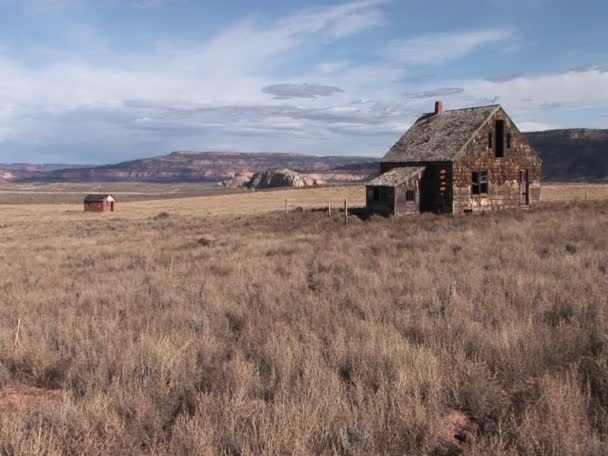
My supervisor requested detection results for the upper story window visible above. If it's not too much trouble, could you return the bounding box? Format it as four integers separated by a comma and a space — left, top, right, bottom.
495, 120, 505, 158
472, 171, 489, 195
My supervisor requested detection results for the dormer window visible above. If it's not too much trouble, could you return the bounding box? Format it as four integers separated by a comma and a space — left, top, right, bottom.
495, 120, 505, 158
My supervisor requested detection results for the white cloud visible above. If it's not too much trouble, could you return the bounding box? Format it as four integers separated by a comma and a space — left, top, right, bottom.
411, 67, 608, 131
1, 0, 607, 162
384, 29, 514, 65
0, 0, 397, 159
518, 122, 560, 132
461, 68, 608, 114
331, 9, 385, 38
318, 61, 351, 74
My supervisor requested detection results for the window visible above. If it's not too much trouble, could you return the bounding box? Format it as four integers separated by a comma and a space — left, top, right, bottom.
472, 171, 489, 195
439, 168, 448, 194
495, 120, 505, 157
405, 190, 416, 202
488, 131, 493, 149
507, 133, 512, 149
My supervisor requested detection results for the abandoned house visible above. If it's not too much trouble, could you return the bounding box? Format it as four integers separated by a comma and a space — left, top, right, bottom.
83, 194, 116, 212
366, 101, 542, 215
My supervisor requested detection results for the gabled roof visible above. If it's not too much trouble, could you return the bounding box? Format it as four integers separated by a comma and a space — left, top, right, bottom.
84, 194, 115, 203
382, 105, 501, 162
367, 166, 425, 187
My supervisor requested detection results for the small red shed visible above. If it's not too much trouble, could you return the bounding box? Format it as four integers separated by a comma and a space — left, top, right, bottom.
84, 194, 116, 212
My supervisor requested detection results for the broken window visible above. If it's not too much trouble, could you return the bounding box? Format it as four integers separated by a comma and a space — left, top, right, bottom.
495, 120, 505, 157
405, 190, 416, 202
472, 171, 489, 195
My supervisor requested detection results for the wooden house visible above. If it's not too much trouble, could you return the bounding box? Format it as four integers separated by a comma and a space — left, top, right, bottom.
84, 194, 116, 212
366, 101, 542, 215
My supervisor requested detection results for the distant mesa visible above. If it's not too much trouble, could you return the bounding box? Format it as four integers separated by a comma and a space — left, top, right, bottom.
1, 130, 608, 183
0, 151, 376, 184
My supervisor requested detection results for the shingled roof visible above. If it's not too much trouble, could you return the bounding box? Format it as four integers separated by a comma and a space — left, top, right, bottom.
382, 104, 500, 162
84, 194, 115, 203
367, 166, 425, 187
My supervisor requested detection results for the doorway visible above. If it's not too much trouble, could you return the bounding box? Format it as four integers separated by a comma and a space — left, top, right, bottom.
519, 170, 529, 206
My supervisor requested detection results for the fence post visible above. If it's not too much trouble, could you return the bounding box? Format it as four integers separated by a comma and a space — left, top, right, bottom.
284, 200, 288, 219
14, 318, 20, 351
328, 202, 332, 218
344, 199, 348, 225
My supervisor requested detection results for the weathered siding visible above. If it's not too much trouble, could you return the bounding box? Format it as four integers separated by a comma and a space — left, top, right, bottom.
381, 162, 453, 213
366, 177, 421, 216
394, 185, 420, 215
366, 186, 395, 215
453, 108, 542, 213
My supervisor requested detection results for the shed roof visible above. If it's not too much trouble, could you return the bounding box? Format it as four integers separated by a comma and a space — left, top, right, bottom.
367, 166, 425, 187
382, 104, 500, 162
84, 194, 115, 203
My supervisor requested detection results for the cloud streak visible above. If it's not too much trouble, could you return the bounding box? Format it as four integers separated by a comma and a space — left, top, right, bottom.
262, 83, 345, 99
405, 87, 465, 99
384, 29, 513, 65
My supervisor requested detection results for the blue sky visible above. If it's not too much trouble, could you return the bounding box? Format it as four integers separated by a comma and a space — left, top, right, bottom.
0, 0, 606, 163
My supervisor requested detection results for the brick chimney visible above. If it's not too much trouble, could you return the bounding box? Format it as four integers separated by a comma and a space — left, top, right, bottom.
435, 100, 444, 115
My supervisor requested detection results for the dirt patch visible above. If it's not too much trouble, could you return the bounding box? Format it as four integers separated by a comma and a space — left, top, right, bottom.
0, 384, 62, 412
436, 410, 477, 454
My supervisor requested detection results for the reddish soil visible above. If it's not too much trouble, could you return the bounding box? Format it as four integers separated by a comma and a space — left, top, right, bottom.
0, 385, 62, 412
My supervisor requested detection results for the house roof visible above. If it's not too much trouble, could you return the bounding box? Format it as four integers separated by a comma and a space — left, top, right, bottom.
367, 166, 425, 187
84, 194, 115, 203
382, 104, 501, 162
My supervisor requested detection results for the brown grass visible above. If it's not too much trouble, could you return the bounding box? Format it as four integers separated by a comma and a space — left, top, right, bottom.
0, 186, 607, 454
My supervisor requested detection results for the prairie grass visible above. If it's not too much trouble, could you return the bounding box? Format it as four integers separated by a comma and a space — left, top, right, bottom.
0, 189, 607, 454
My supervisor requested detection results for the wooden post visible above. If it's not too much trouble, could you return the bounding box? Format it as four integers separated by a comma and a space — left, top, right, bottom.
328, 202, 332, 218
14, 318, 20, 351
284, 200, 288, 219
344, 199, 348, 225
585, 191, 588, 201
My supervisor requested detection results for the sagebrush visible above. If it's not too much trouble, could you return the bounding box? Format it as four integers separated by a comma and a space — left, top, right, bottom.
0, 200, 607, 455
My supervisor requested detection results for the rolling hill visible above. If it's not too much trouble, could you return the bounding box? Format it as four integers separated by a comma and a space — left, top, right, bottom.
524, 129, 608, 180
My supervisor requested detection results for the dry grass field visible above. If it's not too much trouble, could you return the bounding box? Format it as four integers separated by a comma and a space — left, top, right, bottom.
1, 183, 608, 455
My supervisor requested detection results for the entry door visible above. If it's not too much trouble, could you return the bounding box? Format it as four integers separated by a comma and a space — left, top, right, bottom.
519, 170, 529, 206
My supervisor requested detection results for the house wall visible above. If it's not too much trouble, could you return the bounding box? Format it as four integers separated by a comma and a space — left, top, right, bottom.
366, 180, 421, 216
381, 162, 453, 213
453, 108, 542, 213
84, 201, 111, 212
366, 186, 395, 215
394, 184, 420, 215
